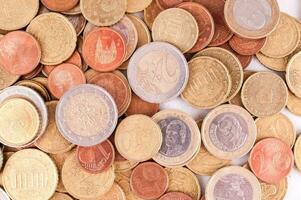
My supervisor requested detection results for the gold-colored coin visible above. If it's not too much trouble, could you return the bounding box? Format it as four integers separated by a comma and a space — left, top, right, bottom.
255, 113, 296, 147
15, 80, 51, 102
62, 3, 81, 15
194, 47, 243, 101
260, 178, 287, 200
294, 135, 301, 171
0, 152, 15, 186
152, 8, 199, 53
286, 51, 301, 98
127, 0, 152, 13
32, 77, 49, 89
186, 145, 231, 176
50, 192, 73, 200
3, 149, 58, 200
115, 158, 139, 173
261, 13, 300, 58
182, 56, 231, 109
26, 13, 77, 65
62, 151, 115, 199
165, 167, 201, 200
128, 15, 151, 49
256, 52, 288, 72
287, 91, 301, 116
0, 0, 39, 31
89, 183, 126, 200
0, 66, 20, 90
242, 72, 288, 117
115, 114, 162, 162
35, 101, 74, 154
81, 0, 126, 26
0, 98, 40, 147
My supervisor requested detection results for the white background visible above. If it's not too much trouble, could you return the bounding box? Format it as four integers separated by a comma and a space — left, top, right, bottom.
161, 0, 301, 199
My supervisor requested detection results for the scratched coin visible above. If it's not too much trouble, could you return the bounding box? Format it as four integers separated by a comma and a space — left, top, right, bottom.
56, 84, 118, 146
3, 149, 58, 200
261, 13, 300, 58
194, 47, 243, 102
260, 178, 287, 200
202, 104, 257, 160
242, 72, 288, 117
294, 135, 301, 171
152, 8, 199, 53
255, 113, 296, 147
249, 138, 294, 183
256, 52, 288, 71
115, 114, 162, 162
152, 109, 201, 167
181, 56, 231, 109
81, 0, 126, 26
165, 167, 201, 200
287, 91, 301, 116
206, 166, 261, 200
127, 42, 189, 103
286, 51, 301, 98
224, 0, 280, 39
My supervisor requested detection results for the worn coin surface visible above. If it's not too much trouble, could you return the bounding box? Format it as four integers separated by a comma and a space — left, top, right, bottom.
181, 56, 231, 109
287, 91, 301, 116
206, 166, 261, 200
115, 114, 162, 162
202, 104, 257, 160
249, 138, 294, 184
242, 72, 288, 117
286, 51, 301, 98
225, 0, 280, 39
152, 8, 199, 53
260, 178, 287, 200
229, 35, 266, 55
152, 110, 201, 167
56, 84, 118, 146
256, 52, 288, 71
127, 42, 188, 103
294, 135, 301, 171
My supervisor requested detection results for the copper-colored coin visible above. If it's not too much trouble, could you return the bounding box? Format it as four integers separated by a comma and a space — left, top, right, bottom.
126, 93, 159, 117
22, 64, 43, 80
89, 71, 131, 116
256, 52, 288, 72
0, 66, 19, 90
287, 91, 301, 116
0, 31, 41, 75
77, 139, 115, 174
229, 35, 266, 55
130, 162, 168, 199
286, 51, 301, 98
249, 138, 294, 184
159, 192, 193, 200
50, 192, 73, 200
48, 63, 86, 99
241, 72, 288, 117
83, 28, 126, 72
177, 2, 215, 53
65, 14, 86, 36
144, 0, 163, 29
195, 0, 233, 46
41, 0, 78, 12
156, 0, 189, 9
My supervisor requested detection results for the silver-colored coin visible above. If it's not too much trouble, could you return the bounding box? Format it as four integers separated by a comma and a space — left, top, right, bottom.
56, 84, 118, 146
127, 42, 189, 103
0, 188, 10, 200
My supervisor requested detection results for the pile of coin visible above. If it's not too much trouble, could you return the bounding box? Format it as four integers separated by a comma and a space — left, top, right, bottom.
0, 0, 300, 200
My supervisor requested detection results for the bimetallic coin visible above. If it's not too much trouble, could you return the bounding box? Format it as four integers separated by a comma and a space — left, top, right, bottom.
242, 72, 288, 117
286, 51, 301, 98
127, 42, 188, 103
260, 178, 287, 200
202, 105, 257, 160
56, 84, 118, 146
206, 166, 261, 200
152, 110, 201, 167
224, 0, 280, 39
249, 138, 294, 184
152, 8, 199, 53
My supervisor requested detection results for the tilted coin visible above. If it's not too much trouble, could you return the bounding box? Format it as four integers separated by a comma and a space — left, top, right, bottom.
202, 104, 257, 160
152, 109, 201, 167
40, 0, 78, 12
81, 0, 126, 26
261, 13, 300, 58
62, 151, 115, 199
286, 51, 301, 98
242, 72, 288, 117
256, 52, 288, 72
152, 8, 199, 53
127, 42, 189, 103
127, 0, 152, 13
165, 167, 201, 200
206, 166, 261, 200
294, 135, 301, 171
115, 114, 162, 162
224, 0, 280, 39
255, 113, 296, 147
15, 80, 51, 102
0, 0, 39, 31
128, 15, 151, 49
56, 84, 118, 146
32, 77, 48, 89
287, 91, 301, 116
181, 56, 231, 109
229, 35, 267, 56
186, 145, 231, 176
3, 149, 58, 200
26, 13, 77, 65
260, 178, 287, 200
144, 0, 163, 29
50, 192, 73, 200
194, 47, 243, 101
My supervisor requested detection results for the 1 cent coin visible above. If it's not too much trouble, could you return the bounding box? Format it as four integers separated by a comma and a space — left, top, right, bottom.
229, 35, 267, 55
130, 162, 168, 199
294, 135, 301, 171
41, 0, 78, 12
286, 51, 301, 98
159, 192, 193, 200
202, 104, 257, 160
